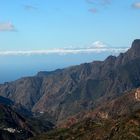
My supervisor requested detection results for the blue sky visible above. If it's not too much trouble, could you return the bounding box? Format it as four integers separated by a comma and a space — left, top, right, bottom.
0, 0, 140, 50
0, 0, 140, 83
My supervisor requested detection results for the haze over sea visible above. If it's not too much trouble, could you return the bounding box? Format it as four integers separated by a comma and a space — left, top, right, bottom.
0, 0, 139, 83
0, 50, 123, 83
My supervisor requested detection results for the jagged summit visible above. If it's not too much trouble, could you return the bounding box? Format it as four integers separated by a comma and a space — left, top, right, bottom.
37, 69, 62, 77
113, 39, 140, 66
130, 39, 140, 54
132, 39, 140, 46
125, 39, 140, 61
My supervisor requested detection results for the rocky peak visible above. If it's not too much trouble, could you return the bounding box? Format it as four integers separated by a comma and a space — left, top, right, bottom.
126, 39, 140, 60
131, 39, 140, 51
115, 39, 140, 66
37, 69, 62, 77
105, 55, 116, 62
104, 55, 116, 66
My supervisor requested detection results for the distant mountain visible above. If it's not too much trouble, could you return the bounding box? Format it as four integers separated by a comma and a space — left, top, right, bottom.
0, 39, 140, 125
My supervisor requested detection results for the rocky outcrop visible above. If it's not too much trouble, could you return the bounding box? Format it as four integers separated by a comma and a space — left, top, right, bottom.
135, 89, 140, 101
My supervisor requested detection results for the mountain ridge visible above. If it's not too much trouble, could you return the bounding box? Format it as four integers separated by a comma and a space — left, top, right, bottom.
0, 39, 140, 124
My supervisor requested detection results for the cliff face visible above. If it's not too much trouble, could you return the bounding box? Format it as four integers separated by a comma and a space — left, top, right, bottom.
0, 77, 43, 110
0, 40, 140, 123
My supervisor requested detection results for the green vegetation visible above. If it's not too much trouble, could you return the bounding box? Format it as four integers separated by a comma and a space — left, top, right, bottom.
30, 110, 140, 140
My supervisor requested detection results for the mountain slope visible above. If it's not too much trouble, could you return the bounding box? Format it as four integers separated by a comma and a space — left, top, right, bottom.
29, 112, 140, 140
0, 104, 33, 140
0, 96, 14, 106
57, 87, 140, 128
0, 103, 54, 140
0, 39, 140, 124
29, 88, 140, 140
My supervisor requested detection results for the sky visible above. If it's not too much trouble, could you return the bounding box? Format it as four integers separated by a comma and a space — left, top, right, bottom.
0, 0, 140, 83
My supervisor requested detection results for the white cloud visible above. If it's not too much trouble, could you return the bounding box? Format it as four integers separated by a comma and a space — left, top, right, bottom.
132, 2, 140, 9
0, 22, 16, 32
0, 41, 128, 56
90, 41, 107, 48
